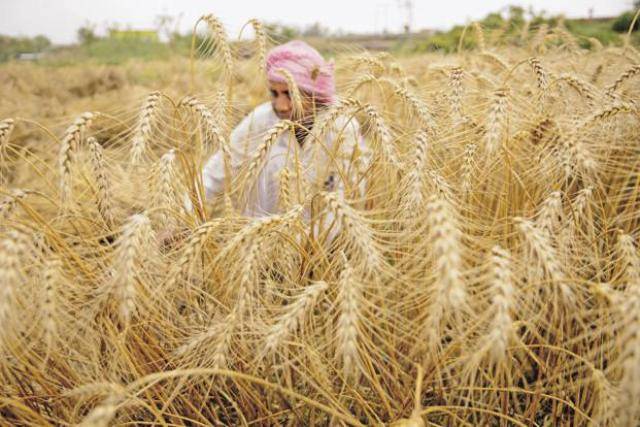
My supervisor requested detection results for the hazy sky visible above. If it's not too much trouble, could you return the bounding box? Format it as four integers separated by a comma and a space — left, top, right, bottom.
0, 0, 632, 44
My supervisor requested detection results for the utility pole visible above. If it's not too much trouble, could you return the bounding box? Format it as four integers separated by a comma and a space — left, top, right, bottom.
396, 0, 414, 33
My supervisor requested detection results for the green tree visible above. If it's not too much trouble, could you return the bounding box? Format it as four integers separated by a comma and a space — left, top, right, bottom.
0, 34, 52, 61
263, 23, 300, 43
302, 22, 330, 37
508, 6, 526, 28
482, 12, 504, 29
613, 12, 639, 32
77, 22, 98, 45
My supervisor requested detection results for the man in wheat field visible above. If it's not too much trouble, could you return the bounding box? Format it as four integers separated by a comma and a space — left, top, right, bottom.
163, 40, 367, 246
202, 40, 366, 215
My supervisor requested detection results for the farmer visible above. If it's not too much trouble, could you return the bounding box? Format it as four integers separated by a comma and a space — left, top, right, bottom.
199, 39, 366, 217
161, 40, 367, 246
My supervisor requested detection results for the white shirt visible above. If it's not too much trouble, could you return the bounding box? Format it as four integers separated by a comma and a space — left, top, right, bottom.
200, 101, 368, 217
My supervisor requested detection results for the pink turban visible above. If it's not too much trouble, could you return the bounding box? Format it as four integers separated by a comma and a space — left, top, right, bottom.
266, 40, 336, 104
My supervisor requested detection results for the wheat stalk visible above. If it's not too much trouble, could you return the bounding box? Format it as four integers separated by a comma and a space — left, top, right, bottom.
165, 218, 226, 290
394, 84, 437, 131
536, 191, 563, 235
528, 57, 549, 110
590, 369, 616, 426
515, 217, 574, 303
321, 191, 383, 272
201, 14, 234, 79
555, 73, 597, 104
616, 231, 640, 291
0, 188, 28, 222
364, 103, 400, 168
276, 68, 303, 120
176, 241, 267, 367
278, 167, 292, 211
347, 73, 377, 97
248, 19, 267, 74
151, 149, 178, 228
531, 23, 549, 53
590, 64, 604, 84
460, 143, 477, 194
605, 64, 640, 98
336, 260, 362, 380
180, 95, 227, 153
587, 37, 603, 51
313, 98, 361, 137
110, 213, 154, 325
473, 22, 486, 51
213, 88, 229, 134
572, 186, 592, 221
0, 118, 14, 146
554, 23, 579, 52
0, 236, 22, 343
240, 120, 293, 199
484, 245, 516, 364
398, 130, 429, 214
41, 258, 61, 355
0, 118, 15, 185
350, 54, 386, 75
88, 137, 115, 229
130, 91, 161, 165
59, 112, 97, 205
614, 278, 640, 426
426, 195, 466, 310
484, 87, 509, 156
78, 395, 122, 427
263, 281, 327, 358
448, 66, 465, 123
563, 102, 635, 179
479, 51, 510, 71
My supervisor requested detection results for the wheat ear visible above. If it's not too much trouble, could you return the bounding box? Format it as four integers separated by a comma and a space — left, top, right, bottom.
130, 91, 161, 165
59, 112, 97, 205
88, 137, 115, 229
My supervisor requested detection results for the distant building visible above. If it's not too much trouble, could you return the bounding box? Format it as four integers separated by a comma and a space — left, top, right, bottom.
108, 29, 159, 42
17, 52, 46, 61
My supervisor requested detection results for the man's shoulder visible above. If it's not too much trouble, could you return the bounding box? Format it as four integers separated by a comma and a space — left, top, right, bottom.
231, 102, 277, 139
253, 101, 275, 115
245, 102, 276, 124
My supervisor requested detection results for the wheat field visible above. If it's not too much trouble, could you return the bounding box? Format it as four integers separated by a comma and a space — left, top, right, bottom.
1, 15, 640, 426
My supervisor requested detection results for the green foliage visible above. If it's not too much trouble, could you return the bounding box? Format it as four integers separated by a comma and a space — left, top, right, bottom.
77, 24, 98, 45
263, 23, 300, 43
613, 12, 639, 33
483, 13, 505, 30
40, 38, 177, 66
565, 19, 622, 47
0, 34, 51, 62
302, 22, 330, 37
410, 26, 472, 53
409, 6, 631, 54
508, 6, 526, 28
79, 38, 174, 64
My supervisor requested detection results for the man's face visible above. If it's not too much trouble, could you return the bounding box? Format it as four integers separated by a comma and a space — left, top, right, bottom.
269, 80, 314, 121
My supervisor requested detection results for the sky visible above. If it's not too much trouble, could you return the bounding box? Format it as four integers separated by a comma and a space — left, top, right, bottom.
0, 0, 632, 44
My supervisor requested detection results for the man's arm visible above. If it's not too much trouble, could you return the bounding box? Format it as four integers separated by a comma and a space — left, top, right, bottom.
201, 111, 256, 201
